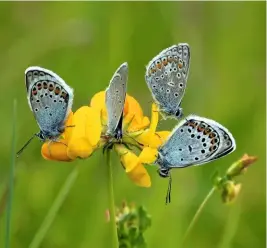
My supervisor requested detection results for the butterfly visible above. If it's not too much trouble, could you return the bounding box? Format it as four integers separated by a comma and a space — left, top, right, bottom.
105, 62, 128, 142
155, 115, 236, 203
17, 66, 74, 157
145, 43, 190, 119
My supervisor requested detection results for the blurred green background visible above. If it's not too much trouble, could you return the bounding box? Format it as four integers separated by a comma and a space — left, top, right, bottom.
0, 2, 265, 248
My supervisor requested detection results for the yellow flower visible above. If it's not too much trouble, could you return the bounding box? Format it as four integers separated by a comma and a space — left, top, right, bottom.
90, 91, 150, 133
90, 92, 170, 187
41, 106, 102, 161
115, 145, 158, 187
41, 91, 170, 188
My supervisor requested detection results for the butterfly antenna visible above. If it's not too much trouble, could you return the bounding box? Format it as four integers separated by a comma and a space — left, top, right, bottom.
16, 134, 36, 158
165, 174, 172, 205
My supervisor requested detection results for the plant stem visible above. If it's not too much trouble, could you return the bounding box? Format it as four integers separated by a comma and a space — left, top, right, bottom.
183, 187, 216, 244
29, 166, 79, 248
5, 99, 17, 248
106, 149, 118, 248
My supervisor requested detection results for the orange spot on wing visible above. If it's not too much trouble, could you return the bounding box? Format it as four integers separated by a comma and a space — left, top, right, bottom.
188, 122, 197, 128
209, 132, 215, 138
203, 128, 211, 135
55, 87, 61, 95
210, 139, 216, 144
162, 59, 168, 66
197, 125, 205, 132
156, 62, 162, 69
61, 92, 67, 99
49, 85, 54, 91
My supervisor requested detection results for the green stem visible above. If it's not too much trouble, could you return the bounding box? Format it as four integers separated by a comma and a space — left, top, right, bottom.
106, 150, 118, 248
183, 187, 216, 244
5, 99, 17, 248
29, 166, 79, 248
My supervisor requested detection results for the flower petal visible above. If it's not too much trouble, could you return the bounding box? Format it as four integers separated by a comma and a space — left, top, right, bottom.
138, 147, 158, 164
115, 145, 151, 187
41, 112, 74, 162
67, 106, 101, 159
90, 91, 108, 125
90, 91, 106, 111
150, 103, 159, 133
124, 95, 150, 132
115, 145, 137, 172
127, 163, 151, 187
41, 141, 72, 161
135, 130, 170, 149
64, 111, 74, 142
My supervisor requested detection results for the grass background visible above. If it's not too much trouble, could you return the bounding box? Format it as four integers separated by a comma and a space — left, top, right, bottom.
0, 2, 265, 248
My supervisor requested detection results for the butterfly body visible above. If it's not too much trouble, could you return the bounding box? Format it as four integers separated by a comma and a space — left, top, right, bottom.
105, 62, 128, 143
145, 43, 190, 119
156, 115, 236, 177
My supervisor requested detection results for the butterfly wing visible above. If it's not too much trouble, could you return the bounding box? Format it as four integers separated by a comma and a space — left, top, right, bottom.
188, 115, 236, 161
105, 62, 128, 137
145, 43, 190, 117
158, 115, 222, 168
25, 66, 74, 138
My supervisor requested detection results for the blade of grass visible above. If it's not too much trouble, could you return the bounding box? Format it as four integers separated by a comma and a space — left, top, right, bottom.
183, 187, 216, 244
5, 99, 17, 248
105, 149, 119, 248
29, 165, 79, 248
217, 202, 241, 248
